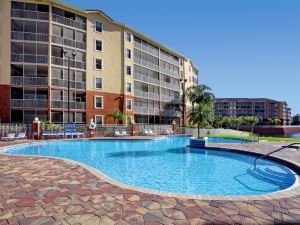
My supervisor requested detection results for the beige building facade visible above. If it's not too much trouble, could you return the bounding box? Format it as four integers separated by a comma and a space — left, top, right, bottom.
0, 0, 199, 125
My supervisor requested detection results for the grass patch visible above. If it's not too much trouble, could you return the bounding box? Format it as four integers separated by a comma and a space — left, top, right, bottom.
208, 133, 300, 142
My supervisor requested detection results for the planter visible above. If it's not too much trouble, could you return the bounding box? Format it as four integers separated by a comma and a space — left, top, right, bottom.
190, 137, 208, 148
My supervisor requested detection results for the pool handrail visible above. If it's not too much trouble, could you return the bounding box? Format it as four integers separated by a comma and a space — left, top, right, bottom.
253, 142, 300, 170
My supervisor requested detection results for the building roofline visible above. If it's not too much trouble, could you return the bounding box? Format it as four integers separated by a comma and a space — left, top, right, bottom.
215, 98, 284, 103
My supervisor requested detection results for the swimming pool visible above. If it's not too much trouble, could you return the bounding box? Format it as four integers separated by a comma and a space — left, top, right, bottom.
5, 136, 297, 196
207, 137, 249, 144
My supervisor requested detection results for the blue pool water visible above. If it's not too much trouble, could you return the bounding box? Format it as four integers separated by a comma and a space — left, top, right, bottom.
207, 137, 249, 144
5, 137, 296, 196
290, 132, 300, 138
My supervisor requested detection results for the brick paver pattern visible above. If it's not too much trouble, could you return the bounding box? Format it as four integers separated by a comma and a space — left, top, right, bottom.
0, 143, 300, 224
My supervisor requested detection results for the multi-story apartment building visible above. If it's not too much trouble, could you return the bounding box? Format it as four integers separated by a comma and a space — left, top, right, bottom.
0, 0, 199, 125
214, 98, 292, 125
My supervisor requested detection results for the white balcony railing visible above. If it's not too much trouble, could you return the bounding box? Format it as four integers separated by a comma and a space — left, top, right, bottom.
51, 35, 86, 50
51, 101, 86, 110
11, 9, 49, 20
11, 76, 48, 86
51, 79, 86, 90
134, 90, 159, 100
51, 57, 86, 70
11, 99, 48, 108
133, 73, 160, 86
11, 54, 48, 64
11, 31, 48, 42
52, 14, 86, 31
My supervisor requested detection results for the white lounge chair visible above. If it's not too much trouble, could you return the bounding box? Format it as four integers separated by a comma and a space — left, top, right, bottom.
144, 129, 151, 136
1, 133, 16, 141
16, 132, 26, 140
114, 129, 123, 137
148, 129, 155, 136
121, 129, 129, 136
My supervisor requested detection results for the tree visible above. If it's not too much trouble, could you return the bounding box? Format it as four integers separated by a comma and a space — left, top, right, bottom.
188, 102, 214, 138
221, 117, 232, 129
267, 118, 274, 125
106, 109, 127, 125
213, 116, 223, 128
232, 117, 242, 130
186, 84, 215, 109
242, 116, 259, 133
274, 118, 282, 125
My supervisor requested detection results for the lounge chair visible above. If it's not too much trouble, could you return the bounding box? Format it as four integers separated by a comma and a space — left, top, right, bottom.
16, 131, 26, 140
114, 129, 123, 137
165, 128, 174, 135
42, 131, 51, 139
148, 129, 155, 136
1, 133, 16, 141
144, 128, 151, 136
121, 129, 129, 136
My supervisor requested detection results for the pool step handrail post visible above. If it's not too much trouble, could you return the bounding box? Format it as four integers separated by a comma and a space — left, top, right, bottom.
253, 143, 300, 170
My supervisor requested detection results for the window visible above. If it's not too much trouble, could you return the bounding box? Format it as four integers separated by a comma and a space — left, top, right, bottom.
94, 77, 102, 89
126, 32, 132, 42
126, 65, 131, 75
126, 82, 132, 93
95, 40, 102, 51
95, 21, 103, 32
94, 96, 103, 109
126, 99, 132, 111
95, 58, 102, 70
126, 49, 131, 59
95, 115, 103, 126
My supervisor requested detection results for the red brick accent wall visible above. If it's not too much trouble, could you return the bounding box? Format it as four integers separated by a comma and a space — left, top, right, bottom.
86, 91, 134, 124
0, 85, 10, 123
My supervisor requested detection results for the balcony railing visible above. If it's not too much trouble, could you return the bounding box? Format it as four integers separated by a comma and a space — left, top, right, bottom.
161, 109, 181, 117
51, 101, 86, 110
11, 99, 48, 108
134, 90, 160, 100
134, 106, 160, 115
134, 57, 159, 71
133, 41, 159, 57
11, 54, 48, 64
11, 76, 48, 86
160, 67, 180, 79
160, 81, 180, 91
161, 95, 181, 103
51, 35, 86, 50
52, 14, 86, 31
51, 78, 86, 90
51, 57, 86, 70
11, 31, 49, 42
133, 73, 160, 86
11, 9, 49, 20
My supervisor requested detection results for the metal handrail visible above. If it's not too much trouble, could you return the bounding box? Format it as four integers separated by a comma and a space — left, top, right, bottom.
253, 143, 300, 170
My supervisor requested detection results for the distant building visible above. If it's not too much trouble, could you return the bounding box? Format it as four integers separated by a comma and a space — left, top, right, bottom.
293, 114, 300, 125
214, 98, 292, 125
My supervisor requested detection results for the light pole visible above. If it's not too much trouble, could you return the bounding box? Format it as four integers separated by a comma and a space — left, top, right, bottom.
180, 78, 188, 126
63, 49, 76, 124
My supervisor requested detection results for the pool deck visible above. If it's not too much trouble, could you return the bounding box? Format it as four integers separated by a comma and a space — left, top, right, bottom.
0, 139, 300, 224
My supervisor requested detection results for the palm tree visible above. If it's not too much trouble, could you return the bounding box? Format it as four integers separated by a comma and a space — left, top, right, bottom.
232, 117, 242, 130
186, 84, 215, 109
188, 102, 214, 138
242, 116, 259, 133
274, 118, 282, 125
106, 109, 127, 125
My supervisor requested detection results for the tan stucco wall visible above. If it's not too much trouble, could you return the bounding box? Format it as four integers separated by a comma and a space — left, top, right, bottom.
85, 13, 123, 95
0, 0, 11, 85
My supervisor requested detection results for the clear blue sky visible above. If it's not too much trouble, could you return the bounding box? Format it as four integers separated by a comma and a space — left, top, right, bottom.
63, 0, 300, 115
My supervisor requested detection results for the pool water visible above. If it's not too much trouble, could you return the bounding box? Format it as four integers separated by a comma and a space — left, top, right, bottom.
207, 137, 249, 144
5, 137, 296, 196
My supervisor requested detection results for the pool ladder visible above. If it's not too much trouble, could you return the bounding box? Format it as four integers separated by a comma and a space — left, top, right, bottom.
253, 143, 300, 170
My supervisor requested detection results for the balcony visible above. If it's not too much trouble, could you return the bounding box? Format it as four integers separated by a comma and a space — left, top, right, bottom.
51, 57, 86, 70
133, 41, 159, 57
161, 95, 181, 103
51, 35, 86, 50
11, 76, 48, 86
161, 109, 181, 117
160, 81, 180, 91
11, 31, 48, 42
134, 90, 159, 100
134, 106, 160, 115
52, 14, 86, 31
51, 100, 86, 110
133, 73, 160, 86
51, 78, 86, 90
160, 67, 180, 79
134, 57, 159, 71
11, 54, 48, 64
11, 99, 48, 108
11, 9, 49, 20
